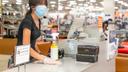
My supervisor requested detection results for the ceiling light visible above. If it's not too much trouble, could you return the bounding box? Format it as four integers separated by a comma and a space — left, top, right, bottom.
65, 7, 70, 9
78, 0, 84, 1
16, 2, 22, 5
50, 1, 56, 4
124, 3, 128, 7
16, 0, 22, 2
114, 0, 119, 2
69, 1, 76, 3
90, 0, 96, 2
84, 4, 88, 7
51, 5, 55, 7
78, 4, 83, 6
118, 1, 123, 4
2, 0, 9, 3
58, 5, 63, 10
115, 7, 119, 9
59, 0, 67, 1
2, 3, 6, 5
100, 2, 104, 6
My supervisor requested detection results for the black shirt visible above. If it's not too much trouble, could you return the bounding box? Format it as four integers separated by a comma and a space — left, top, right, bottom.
17, 14, 41, 50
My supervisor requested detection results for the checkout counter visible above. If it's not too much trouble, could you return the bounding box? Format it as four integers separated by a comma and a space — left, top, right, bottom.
2, 56, 94, 72
0, 40, 115, 72
0, 39, 96, 72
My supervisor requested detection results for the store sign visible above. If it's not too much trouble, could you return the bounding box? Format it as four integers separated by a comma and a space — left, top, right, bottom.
124, 11, 128, 17
98, 16, 103, 32
14, 45, 30, 65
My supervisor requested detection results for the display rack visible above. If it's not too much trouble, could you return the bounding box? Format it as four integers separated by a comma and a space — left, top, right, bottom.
0, 2, 27, 38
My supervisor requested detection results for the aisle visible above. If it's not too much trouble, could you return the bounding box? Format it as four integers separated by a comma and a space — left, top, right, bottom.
67, 17, 99, 45
67, 18, 85, 38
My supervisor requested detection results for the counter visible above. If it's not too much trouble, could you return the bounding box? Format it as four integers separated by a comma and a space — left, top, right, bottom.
0, 55, 10, 71
3, 57, 94, 72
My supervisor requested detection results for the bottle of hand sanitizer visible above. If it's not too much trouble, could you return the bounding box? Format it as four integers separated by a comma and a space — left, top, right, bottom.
50, 33, 59, 60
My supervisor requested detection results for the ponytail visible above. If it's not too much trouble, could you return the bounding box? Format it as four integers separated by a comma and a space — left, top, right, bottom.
25, 8, 32, 16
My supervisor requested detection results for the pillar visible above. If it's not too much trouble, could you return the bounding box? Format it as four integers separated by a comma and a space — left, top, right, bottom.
104, 0, 115, 20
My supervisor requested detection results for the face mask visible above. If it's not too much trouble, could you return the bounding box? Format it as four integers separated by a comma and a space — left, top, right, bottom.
35, 5, 48, 18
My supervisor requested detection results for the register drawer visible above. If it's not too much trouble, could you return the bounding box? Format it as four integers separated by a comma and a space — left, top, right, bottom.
76, 54, 98, 63
78, 45, 99, 55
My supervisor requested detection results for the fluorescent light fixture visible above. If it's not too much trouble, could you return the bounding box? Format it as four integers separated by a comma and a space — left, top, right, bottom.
115, 7, 119, 9
124, 3, 128, 7
16, 0, 22, 2
16, 2, 22, 5
78, 0, 84, 1
58, 5, 63, 10
65, 7, 70, 9
59, 0, 67, 1
114, 0, 119, 1
69, 1, 76, 3
51, 5, 55, 7
2, 0, 9, 3
84, 4, 88, 7
2, 3, 6, 5
78, 4, 83, 6
50, 1, 56, 4
117, 1, 128, 7
90, 0, 96, 2
100, 2, 104, 5
118, 1, 123, 4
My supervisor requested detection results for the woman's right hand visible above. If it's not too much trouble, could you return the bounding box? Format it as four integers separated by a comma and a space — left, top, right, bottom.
43, 56, 61, 65
34, 55, 61, 65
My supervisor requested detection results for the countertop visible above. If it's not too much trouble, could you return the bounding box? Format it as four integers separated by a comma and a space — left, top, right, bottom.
3, 57, 94, 72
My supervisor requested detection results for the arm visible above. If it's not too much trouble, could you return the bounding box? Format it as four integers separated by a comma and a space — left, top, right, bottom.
23, 28, 45, 60
23, 28, 61, 64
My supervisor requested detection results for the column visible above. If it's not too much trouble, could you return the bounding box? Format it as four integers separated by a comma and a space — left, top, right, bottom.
104, 0, 115, 20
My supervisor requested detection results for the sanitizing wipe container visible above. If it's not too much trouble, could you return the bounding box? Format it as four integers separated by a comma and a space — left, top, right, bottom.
67, 39, 78, 58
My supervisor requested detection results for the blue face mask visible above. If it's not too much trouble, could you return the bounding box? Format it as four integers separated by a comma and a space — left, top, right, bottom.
35, 5, 48, 18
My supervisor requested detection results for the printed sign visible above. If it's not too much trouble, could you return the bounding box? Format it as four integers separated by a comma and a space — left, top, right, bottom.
98, 16, 103, 32
14, 45, 30, 65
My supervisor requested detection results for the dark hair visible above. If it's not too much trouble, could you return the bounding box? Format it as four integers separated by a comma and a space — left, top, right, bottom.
26, 0, 48, 16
